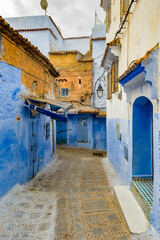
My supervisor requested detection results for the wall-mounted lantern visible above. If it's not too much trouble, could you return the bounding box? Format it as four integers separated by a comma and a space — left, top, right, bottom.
96, 83, 104, 99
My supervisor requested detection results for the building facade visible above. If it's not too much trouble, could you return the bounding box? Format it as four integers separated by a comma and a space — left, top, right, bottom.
0, 16, 62, 198
6, 16, 90, 58
92, 23, 106, 111
5, 15, 107, 151
49, 24, 107, 151
101, 0, 160, 232
49, 49, 93, 106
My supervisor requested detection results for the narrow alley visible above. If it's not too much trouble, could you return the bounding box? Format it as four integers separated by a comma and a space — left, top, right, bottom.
0, 147, 130, 240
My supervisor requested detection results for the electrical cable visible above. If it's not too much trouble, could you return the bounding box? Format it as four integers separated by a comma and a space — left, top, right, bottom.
2, 34, 49, 71
59, 53, 104, 72
2, 34, 51, 86
2, 32, 105, 84
0, 60, 50, 85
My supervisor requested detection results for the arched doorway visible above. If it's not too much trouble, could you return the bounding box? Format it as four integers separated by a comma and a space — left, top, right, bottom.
132, 96, 153, 178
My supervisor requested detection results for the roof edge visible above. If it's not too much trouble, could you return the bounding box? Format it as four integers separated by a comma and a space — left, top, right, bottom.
117, 43, 159, 83
0, 16, 59, 77
16, 28, 57, 40
64, 36, 90, 40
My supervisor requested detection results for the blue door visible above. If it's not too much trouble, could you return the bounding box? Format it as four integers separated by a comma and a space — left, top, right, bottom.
78, 118, 88, 143
133, 97, 153, 178
28, 120, 38, 179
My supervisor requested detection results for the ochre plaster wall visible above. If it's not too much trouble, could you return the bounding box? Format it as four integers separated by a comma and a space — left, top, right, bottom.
2, 35, 55, 98
49, 53, 93, 106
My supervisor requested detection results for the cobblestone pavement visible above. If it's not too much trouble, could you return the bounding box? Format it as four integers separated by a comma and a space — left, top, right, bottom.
0, 147, 130, 240
0, 159, 57, 240
54, 147, 130, 240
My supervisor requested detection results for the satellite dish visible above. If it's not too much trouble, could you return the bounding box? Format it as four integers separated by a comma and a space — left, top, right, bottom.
40, 0, 48, 13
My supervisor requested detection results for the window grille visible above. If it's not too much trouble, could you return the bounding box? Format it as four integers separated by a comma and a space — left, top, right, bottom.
61, 88, 69, 97
46, 122, 50, 140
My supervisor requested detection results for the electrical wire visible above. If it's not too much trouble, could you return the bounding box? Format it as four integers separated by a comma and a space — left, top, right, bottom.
2, 34, 48, 72
2, 32, 105, 83
58, 53, 105, 72
2, 34, 51, 85
0, 60, 50, 85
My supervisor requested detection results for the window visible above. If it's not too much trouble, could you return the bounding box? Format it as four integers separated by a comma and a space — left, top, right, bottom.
79, 77, 81, 85
61, 88, 69, 97
120, 0, 129, 21
107, 71, 112, 99
0, 34, 4, 58
32, 81, 37, 92
106, 3, 111, 32
107, 58, 119, 99
46, 122, 50, 140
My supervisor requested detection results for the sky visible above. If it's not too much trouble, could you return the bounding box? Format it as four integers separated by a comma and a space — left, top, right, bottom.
0, 0, 106, 38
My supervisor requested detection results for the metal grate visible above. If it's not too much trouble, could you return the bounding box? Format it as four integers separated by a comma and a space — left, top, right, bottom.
93, 152, 104, 157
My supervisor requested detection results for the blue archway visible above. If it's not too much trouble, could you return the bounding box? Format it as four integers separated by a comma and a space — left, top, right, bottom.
132, 96, 153, 178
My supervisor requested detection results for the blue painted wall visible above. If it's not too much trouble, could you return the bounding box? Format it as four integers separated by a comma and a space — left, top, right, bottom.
6, 15, 64, 57
56, 120, 67, 145
93, 116, 106, 150
133, 97, 153, 177
68, 114, 94, 149
152, 113, 160, 231
107, 118, 131, 185
56, 114, 106, 151
0, 61, 56, 198
18, 30, 51, 58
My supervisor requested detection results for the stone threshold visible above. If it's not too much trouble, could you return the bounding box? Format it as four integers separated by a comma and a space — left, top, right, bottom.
113, 186, 149, 234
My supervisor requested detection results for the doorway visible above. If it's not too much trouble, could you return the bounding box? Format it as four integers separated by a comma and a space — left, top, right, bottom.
78, 117, 88, 143
132, 96, 153, 178
28, 120, 38, 179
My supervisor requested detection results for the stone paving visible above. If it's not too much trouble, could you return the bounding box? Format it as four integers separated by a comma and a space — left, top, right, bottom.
54, 147, 130, 240
0, 147, 130, 240
0, 159, 57, 240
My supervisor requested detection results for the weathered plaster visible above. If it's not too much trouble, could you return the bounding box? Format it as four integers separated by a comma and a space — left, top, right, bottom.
56, 114, 106, 151
0, 62, 56, 198
92, 24, 106, 110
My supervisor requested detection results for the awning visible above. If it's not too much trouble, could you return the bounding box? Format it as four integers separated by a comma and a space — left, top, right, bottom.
25, 97, 73, 121
28, 103, 67, 121
28, 97, 72, 117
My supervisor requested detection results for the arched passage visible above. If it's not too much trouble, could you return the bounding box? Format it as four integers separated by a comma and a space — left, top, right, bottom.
132, 96, 153, 178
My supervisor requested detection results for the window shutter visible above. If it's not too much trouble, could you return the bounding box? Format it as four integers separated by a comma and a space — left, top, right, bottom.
120, 0, 129, 21
106, 3, 111, 33
111, 63, 115, 93
108, 3, 111, 24
114, 59, 119, 91
120, 0, 124, 21
123, 0, 129, 14
109, 72, 112, 98
106, 8, 109, 29
107, 74, 110, 99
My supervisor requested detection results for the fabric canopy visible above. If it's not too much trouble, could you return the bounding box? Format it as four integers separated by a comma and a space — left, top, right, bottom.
28, 103, 67, 121
25, 97, 73, 122
28, 97, 72, 117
